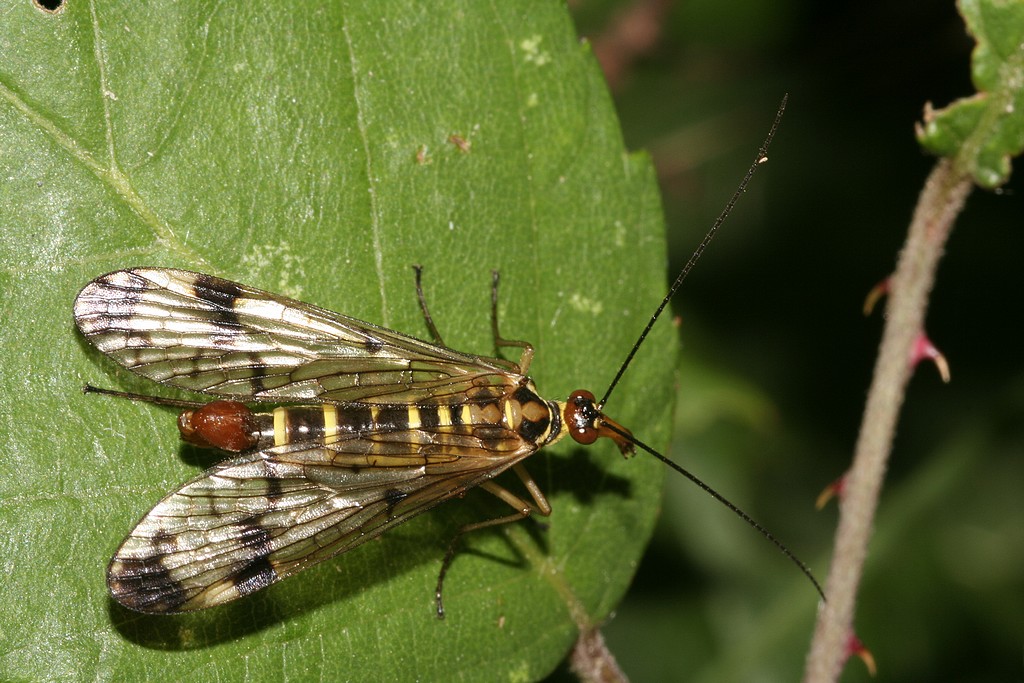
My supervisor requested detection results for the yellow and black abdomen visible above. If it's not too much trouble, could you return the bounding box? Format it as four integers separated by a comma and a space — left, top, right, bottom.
177, 378, 566, 456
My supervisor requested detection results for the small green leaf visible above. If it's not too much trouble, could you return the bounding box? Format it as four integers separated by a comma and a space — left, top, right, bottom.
916, 0, 1024, 188
0, 2, 671, 681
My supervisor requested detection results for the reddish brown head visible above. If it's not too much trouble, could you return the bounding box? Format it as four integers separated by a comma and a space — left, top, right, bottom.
563, 390, 635, 456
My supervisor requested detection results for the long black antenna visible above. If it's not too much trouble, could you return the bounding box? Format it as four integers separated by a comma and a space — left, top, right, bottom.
602, 419, 826, 602
592, 95, 824, 602
599, 95, 788, 409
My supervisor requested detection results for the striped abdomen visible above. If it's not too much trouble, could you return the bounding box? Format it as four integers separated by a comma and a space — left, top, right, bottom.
177, 379, 567, 455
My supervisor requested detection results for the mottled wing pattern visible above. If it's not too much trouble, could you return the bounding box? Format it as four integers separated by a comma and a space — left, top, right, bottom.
110, 425, 534, 613
74, 268, 520, 404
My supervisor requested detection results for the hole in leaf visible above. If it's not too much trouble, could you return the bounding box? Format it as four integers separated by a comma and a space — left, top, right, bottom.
34, 0, 64, 13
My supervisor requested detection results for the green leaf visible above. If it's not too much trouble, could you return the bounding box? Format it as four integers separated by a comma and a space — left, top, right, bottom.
0, 2, 671, 681
916, 0, 1024, 188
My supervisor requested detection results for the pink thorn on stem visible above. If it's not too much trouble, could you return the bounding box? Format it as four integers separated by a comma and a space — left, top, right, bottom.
863, 277, 891, 316
816, 474, 847, 510
911, 332, 950, 382
845, 633, 877, 676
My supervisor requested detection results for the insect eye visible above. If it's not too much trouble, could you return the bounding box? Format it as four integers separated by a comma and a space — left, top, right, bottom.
565, 390, 599, 445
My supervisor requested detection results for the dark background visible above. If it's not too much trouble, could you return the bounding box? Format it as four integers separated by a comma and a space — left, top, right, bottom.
563, 1, 1024, 681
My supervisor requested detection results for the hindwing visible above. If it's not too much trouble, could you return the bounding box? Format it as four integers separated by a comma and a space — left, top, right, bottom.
108, 424, 535, 613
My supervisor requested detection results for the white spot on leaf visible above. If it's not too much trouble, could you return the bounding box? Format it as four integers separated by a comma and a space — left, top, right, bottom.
568, 292, 603, 316
519, 36, 551, 66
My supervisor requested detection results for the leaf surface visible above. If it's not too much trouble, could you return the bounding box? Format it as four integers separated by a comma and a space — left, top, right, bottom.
0, 2, 671, 681
917, 0, 1024, 187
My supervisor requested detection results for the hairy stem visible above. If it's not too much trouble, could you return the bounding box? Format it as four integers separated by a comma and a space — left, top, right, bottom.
571, 628, 629, 683
803, 158, 972, 681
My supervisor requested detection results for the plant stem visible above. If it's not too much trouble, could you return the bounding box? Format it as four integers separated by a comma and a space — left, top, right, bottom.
802, 158, 972, 682
571, 628, 629, 683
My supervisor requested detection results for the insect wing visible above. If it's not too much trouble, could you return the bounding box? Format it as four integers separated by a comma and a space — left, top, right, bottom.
74, 268, 520, 404
109, 425, 535, 613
